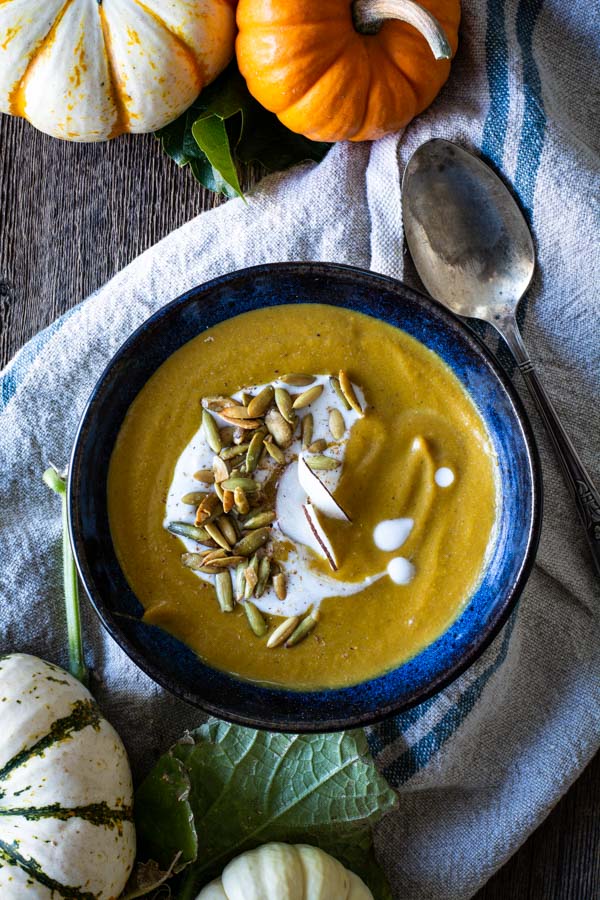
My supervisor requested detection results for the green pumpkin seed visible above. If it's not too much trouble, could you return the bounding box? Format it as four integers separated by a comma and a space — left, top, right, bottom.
193, 469, 214, 484
209, 555, 246, 568
306, 454, 340, 470
221, 476, 259, 492
234, 527, 271, 557
218, 515, 238, 546
221, 442, 250, 460
181, 491, 208, 506
301, 413, 314, 450
243, 510, 276, 529
168, 522, 211, 543
204, 521, 231, 550
265, 408, 294, 448
243, 600, 268, 637
264, 438, 285, 464
267, 616, 300, 649
292, 384, 324, 410
274, 387, 295, 424
338, 370, 363, 416
308, 439, 328, 453
215, 571, 234, 612
247, 385, 274, 418
245, 431, 265, 474
273, 572, 287, 600
219, 426, 235, 446
255, 557, 271, 598
329, 408, 346, 440
285, 610, 320, 647
329, 376, 351, 411
202, 409, 222, 453
241, 391, 252, 406
214, 481, 225, 502
234, 486, 250, 515
280, 374, 316, 386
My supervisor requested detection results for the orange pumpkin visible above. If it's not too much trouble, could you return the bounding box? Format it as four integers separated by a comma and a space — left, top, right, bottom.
236, 0, 460, 143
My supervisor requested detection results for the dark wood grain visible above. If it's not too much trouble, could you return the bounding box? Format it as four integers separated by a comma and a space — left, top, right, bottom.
1, 114, 598, 900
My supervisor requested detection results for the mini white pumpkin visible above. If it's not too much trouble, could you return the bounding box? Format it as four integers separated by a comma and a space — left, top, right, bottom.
197, 842, 374, 899
0, 653, 135, 899
0, 0, 236, 141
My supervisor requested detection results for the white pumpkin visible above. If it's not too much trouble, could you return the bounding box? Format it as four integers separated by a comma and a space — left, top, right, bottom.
197, 842, 374, 900
0, 653, 135, 899
0, 0, 236, 141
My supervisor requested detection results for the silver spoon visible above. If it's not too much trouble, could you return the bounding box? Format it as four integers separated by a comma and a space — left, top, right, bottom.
402, 138, 600, 576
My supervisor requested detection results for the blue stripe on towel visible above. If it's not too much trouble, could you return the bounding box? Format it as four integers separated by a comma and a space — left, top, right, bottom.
481, 0, 510, 170
374, 614, 517, 786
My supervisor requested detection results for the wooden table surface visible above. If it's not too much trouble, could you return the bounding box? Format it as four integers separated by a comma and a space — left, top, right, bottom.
1, 117, 598, 900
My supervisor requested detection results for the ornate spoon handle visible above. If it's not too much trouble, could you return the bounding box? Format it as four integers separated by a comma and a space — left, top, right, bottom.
499, 316, 600, 576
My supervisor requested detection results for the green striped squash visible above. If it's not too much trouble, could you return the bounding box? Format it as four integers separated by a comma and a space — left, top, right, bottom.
0, 654, 135, 899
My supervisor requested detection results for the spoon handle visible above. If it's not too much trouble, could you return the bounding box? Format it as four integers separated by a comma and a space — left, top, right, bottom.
500, 317, 600, 576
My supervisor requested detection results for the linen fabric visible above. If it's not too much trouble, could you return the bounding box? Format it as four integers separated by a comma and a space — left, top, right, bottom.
1, 1, 599, 897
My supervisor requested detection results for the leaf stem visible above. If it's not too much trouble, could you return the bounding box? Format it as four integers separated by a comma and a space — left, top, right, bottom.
43, 466, 89, 685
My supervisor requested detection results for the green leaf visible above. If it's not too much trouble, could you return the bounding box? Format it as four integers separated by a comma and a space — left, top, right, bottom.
155, 63, 331, 197
134, 721, 396, 898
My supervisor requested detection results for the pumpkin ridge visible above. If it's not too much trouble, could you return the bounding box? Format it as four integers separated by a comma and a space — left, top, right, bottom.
7, 0, 75, 119
97, 5, 132, 139
0, 837, 97, 900
0, 800, 133, 828
0, 698, 101, 789
132, 0, 207, 92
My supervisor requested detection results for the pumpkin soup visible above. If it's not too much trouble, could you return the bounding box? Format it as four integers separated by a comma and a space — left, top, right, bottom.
108, 304, 497, 689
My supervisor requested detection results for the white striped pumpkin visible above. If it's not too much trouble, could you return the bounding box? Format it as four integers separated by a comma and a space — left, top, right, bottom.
0, 653, 135, 899
197, 843, 374, 899
0, 0, 236, 141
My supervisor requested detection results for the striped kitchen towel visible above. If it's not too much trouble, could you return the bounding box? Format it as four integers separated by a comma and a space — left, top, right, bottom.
1, 1, 598, 897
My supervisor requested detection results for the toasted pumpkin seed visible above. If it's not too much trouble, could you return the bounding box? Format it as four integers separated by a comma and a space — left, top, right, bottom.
214, 481, 225, 502
265, 408, 294, 448
292, 384, 324, 410
255, 557, 271, 598
193, 469, 214, 484
202, 396, 233, 411
213, 455, 229, 483
329, 408, 346, 440
218, 515, 238, 546
181, 552, 212, 570
243, 600, 268, 637
247, 385, 274, 418
234, 527, 271, 557
245, 431, 265, 473
234, 486, 250, 515
233, 426, 246, 445
219, 413, 262, 429
267, 616, 300, 649
168, 521, 214, 543
273, 572, 287, 600
241, 391, 252, 406
220, 426, 235, 446
202, 409, 222, 453
181, 491, 208, 506
338, 370, 363, 415
285, 610, 320, 647
222, 489, 234, 514
204, 521, 231, 550
274, 387, 295, 424
329, 375, 351, 410
215, 571, 234, 612
306, 454, 340, 470
203, 549, 229, 564
243, 510, 276, 529
221, 405, 254, 420
221, 476, 258, 492
264, 438, 285, 464
280, 374, 316, 386
244, 555, 259, 598
301, 413, 314, 450
195, 492, 221, 525
221, 442, 250, 460
209, 555, 246, 568
308, 439, 328, 453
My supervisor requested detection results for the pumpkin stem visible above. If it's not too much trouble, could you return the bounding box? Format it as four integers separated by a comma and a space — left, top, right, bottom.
353, 0, 452, 59
44, 466, 89, 686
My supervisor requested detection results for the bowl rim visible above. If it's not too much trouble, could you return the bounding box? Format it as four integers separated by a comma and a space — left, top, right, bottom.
68, 261, 543, 732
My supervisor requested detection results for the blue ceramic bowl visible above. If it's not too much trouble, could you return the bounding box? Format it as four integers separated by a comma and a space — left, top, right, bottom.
69, 262, 542, 732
